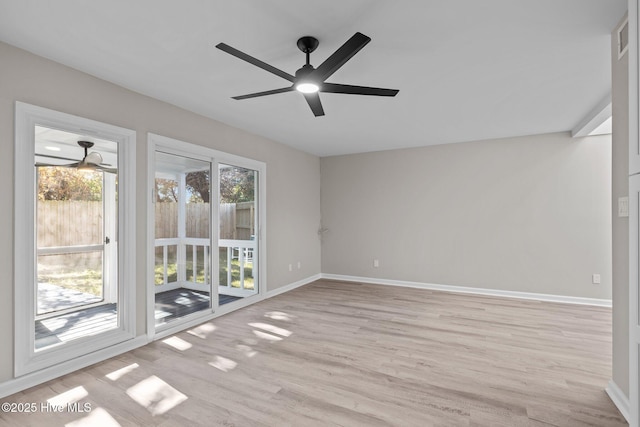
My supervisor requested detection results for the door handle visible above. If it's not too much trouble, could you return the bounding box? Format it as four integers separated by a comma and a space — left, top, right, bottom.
105, 236, 110, 244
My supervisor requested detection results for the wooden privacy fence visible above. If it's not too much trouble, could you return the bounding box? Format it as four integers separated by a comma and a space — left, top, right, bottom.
219, 201, 255, 240
155, 202, 253, 239
154, 203, 211, 239
37, 201, 103, 247
38, 200, 255, 245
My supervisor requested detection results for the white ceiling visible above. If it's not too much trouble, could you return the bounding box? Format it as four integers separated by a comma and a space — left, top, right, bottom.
0, 0, 627, 157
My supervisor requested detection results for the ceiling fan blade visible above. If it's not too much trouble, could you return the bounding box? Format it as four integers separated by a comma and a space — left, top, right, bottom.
233, 87, 294, 100
35, 162, 78, 168
303, 92, 325, 117
321, 83, 399, 97
216, 43, 295, 83
96, 165, 118, 174
312, 32, 371, 82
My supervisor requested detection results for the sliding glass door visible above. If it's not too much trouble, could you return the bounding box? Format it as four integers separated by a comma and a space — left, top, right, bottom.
148, 133, 265, 336
218, 163, 259, 301
154, 151, 212, 327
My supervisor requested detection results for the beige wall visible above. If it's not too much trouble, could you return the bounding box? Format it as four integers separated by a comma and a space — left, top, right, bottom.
321, 132, 612, 299
611, 13, 629, 399
0, 42, 321, 383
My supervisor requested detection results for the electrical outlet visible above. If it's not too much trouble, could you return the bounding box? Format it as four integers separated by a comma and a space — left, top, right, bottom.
373, 259, 379, 268
288, 264, 293, 272
592, 274, 601, 284
297, 261, 301, 269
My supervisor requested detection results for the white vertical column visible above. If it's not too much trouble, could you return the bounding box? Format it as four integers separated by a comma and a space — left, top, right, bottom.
103, 172, 117, 303
177, 173, 186, 283
629, 2, 640, 425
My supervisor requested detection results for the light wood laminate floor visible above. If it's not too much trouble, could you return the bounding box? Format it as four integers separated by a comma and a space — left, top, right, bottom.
1, 280, 626, 426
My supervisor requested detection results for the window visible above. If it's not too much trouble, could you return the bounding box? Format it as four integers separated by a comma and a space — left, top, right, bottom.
14, 102, 136, 375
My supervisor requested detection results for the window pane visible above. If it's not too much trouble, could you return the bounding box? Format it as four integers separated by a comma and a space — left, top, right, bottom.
155, 177, 179, 239
219, 163, 258, 301
154, 151, 211, 327
219, 165, 255, 240
37, 251, 103, 315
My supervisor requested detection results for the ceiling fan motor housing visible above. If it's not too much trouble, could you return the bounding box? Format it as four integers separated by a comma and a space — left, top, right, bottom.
297, 36, 319, 54
295, 64, 315, 79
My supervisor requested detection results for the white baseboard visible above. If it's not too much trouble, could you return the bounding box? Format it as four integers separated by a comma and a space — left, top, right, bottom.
606, 379, 630, 424
266, 274, 322, 299
0, 336, 149, 399
321, 274, 612, 307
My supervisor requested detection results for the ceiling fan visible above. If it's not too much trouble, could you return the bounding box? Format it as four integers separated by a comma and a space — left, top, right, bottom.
36, 141, 116, 173
216, 32, 399, 117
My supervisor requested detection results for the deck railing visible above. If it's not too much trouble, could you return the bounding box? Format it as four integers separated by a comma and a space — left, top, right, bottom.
154, 237, 256, 297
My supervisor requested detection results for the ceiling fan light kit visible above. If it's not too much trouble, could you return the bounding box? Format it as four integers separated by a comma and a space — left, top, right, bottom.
36, 140, 115, 173
216, 32, 399, 117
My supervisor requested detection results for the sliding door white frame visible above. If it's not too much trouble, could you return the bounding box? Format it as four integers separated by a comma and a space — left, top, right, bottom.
146, 133, 267, 340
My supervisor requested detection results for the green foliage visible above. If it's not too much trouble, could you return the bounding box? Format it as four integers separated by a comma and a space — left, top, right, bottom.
38, 167, 103, 201
155, 172, 211, 204
186, 171, 210, 203
154, 167, 253, 204
38, 268, 103, 297
155, 178, 178, 202
220, 166, 254, 203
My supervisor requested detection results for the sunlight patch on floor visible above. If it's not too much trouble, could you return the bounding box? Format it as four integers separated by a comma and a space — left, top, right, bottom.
264, 311, 293, 321
187, 322, 216, 339
48, 386, 88, 406
126, 375, 187, 416
209, 355, 238, 372
65, 407, 120, 427
249, 322, 291, 337
105, 363, 139, 381
236, 344, 257, 358
163, 336, 192, 351
253, 330, 282, 341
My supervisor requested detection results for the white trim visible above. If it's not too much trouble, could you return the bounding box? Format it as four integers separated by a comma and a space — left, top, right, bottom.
266, 274, 322, 298
37, 244, 104, 255
0, 336, 148, 399
147, 137, 156, 339
606, 379, 631, 424
14, 102, 137, 376
571, 95, 612, 138
321, 274, 612, 307
631, 0, 640, 175
218, 287, 258, 298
